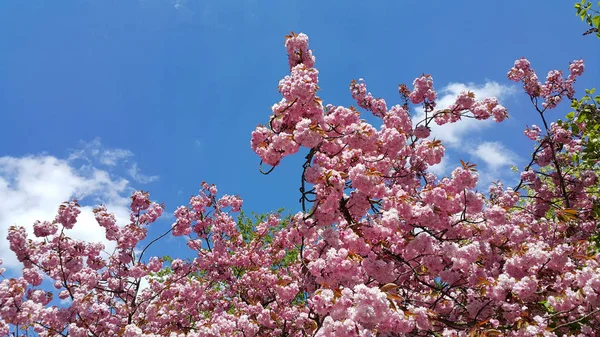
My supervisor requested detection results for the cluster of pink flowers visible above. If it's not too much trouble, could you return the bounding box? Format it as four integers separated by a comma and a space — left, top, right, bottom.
508, 57, 585, 109
349, 79, 388, 118
1, 33, 598, 337
409, 74, 437, 104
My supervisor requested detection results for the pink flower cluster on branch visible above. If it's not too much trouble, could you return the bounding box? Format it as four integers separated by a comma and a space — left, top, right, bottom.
508, 57, 585, 110
247, 33, 598, 336
1, 33, 599, 337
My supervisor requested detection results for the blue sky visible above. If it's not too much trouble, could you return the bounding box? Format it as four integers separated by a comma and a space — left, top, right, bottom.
0, 1, 598, 269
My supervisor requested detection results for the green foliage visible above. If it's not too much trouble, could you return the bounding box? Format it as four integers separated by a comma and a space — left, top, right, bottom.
561, 87, 600, 253
565, 88, 600, 167
538, 300, 557, 314
236, 207, 288, 243
236, 208, 295, 247
236, 210, 268, 243
150, 210, 300, 285
238, 210, 301, 271
148, 255, 174, 281
575, 0, 600, 38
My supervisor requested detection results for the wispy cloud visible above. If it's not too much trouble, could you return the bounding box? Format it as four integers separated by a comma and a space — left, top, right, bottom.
100, 149, 134, 166
128, 163, 159, 184
68, 138, 133, 166
173, 0, 188, 10
69, 138, 158, 184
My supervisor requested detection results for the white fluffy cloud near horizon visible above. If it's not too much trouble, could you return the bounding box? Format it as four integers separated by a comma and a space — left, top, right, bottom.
0, 140, 158, 270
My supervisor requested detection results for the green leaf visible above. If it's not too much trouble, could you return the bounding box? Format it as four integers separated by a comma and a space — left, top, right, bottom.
566, 111, 575, 119
539, 300, 556, 314
593, 15, 600, 28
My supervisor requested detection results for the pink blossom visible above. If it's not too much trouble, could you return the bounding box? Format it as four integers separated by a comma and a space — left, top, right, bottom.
32, 220, 58, 237
0, 32, 597, 337
413, 125, 431, 138
524, 125, 542, 140
409, 75, 437, 104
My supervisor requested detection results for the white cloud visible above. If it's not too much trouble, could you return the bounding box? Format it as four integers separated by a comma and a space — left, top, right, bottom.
469, 142, 521, 189
100, 149, 134, 166
69, 138, 158, 184
68, 138, 133, 166
0, 155, 135, 269
413, 81, 516, 147
128, 163, 159, 184
470, 141, 518, 170
174, 0, 187, 9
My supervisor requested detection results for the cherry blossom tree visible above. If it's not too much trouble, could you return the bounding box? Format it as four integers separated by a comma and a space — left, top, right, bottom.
1, 31, 599, 337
